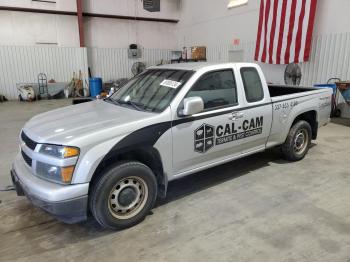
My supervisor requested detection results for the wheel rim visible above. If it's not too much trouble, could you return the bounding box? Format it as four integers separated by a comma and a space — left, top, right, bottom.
108, 176, 148, 220
293, 128, 309, 155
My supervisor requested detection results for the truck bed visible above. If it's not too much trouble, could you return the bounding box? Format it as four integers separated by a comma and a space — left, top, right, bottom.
268, 85, 318, 97
266, 84, 332, 149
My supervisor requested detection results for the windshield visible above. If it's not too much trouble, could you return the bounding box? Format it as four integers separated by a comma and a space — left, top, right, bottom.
108, 69, 194, 112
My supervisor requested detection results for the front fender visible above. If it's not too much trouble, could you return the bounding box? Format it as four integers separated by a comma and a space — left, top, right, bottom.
71, 135, 128, 184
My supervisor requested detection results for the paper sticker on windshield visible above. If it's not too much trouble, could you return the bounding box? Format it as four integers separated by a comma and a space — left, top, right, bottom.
160, 79, 182, 89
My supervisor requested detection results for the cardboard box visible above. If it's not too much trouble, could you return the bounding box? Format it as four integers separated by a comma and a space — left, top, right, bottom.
191, 46, 206, 60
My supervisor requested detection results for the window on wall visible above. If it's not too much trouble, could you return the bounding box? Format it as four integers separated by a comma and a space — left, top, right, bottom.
228, 50, 244, 62
227, 0, 248, 9
32, 0, 57, 3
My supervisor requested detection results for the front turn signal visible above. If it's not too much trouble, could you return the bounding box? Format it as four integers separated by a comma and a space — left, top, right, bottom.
61, 166, 75, 183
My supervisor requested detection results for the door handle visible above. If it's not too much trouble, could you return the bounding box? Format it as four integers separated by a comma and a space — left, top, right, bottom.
228, 111, 244, 121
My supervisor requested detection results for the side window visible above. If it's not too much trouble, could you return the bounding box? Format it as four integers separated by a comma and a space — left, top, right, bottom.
186, 70, 238, 110
241, 67, 264, 103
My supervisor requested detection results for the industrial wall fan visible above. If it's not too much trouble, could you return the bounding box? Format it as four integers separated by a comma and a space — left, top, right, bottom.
284, 63, 302, 86
131, 62, 146, 76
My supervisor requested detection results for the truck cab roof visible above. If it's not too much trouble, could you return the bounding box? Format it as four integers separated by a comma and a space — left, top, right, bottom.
149, 62, 258, 71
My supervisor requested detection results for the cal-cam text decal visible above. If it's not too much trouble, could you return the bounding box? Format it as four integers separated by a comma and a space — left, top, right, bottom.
194, 116, 264, 153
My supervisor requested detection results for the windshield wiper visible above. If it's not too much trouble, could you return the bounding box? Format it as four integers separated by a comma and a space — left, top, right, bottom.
104, 97, 121, 105
106, 97, 153, 112
119, 100, 145, 111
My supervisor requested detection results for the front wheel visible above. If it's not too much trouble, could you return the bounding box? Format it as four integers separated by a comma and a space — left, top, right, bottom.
89, 161, 157, 230
281, 120, 312, 161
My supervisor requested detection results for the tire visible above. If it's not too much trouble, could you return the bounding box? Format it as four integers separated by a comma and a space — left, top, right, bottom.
334, 109, 341, 118
89, 161, 157, 230
281, 120, 312, 161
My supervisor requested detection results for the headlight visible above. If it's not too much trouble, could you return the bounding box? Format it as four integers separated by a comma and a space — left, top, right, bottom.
39, 144, 80, 158
37, 144, 80, 184
36, 162, 75, 184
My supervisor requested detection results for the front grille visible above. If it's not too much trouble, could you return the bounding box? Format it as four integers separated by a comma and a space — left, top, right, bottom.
21, 150, 32, 167
21, 131, 37, 150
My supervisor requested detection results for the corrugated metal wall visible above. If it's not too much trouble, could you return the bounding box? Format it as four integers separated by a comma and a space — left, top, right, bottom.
1, 32, 350, 99
206, 42, 255, 63
0, 46, 88, 100
206, 32, 350, 86
0, 46, 171, 99
300, 32, 350, 86
87, 48, 172, 81
206, 45, 230, 62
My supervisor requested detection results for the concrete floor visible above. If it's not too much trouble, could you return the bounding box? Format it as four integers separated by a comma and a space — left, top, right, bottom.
0, 100, 350, 262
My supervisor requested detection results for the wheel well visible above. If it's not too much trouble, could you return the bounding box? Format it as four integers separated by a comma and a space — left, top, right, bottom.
292, 110, 318, 139
90, 147, 167, 198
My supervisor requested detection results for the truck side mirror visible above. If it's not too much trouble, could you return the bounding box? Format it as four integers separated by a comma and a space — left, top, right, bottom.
181, 97, 204, 116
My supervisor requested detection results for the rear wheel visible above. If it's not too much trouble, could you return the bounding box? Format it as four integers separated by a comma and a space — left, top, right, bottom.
89, 161, 157, 230
281, 120, 312, 161
334, 108, 341, 117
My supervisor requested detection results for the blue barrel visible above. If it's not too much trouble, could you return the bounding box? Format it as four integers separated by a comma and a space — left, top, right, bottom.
89, 77, 103, 97
314, 84, 337, 94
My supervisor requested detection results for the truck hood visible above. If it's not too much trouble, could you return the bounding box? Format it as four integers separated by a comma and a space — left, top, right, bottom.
23, 100, 155, 144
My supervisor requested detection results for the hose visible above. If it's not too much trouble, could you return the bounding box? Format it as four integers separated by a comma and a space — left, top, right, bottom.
0, 185, 15, 192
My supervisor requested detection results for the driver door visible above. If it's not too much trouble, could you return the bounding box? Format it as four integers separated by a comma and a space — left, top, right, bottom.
171, 68, 245, 176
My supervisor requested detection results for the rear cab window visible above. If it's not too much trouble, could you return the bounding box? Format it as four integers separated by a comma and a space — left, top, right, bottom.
185, 69, 238, 111
240, 67, 264, 103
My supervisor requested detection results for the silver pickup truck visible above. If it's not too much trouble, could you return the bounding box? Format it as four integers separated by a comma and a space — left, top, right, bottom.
11, 63, 332, 229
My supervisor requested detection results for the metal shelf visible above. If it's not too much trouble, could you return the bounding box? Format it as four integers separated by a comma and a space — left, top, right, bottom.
171, 58, 207, 64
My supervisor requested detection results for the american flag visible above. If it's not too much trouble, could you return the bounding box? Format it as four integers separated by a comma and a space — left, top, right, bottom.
254, 0, 318, 64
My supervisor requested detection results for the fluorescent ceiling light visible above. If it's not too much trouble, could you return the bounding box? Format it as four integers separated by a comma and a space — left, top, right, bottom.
228, 0, 248, 9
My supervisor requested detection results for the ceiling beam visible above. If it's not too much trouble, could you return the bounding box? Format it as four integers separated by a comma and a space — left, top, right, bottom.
82, 12, 178, 23
0, 6, 179, 23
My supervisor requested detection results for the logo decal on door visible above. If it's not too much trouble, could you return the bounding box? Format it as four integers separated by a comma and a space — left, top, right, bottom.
194, 116, 264, 153
194, 124, 215, 153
